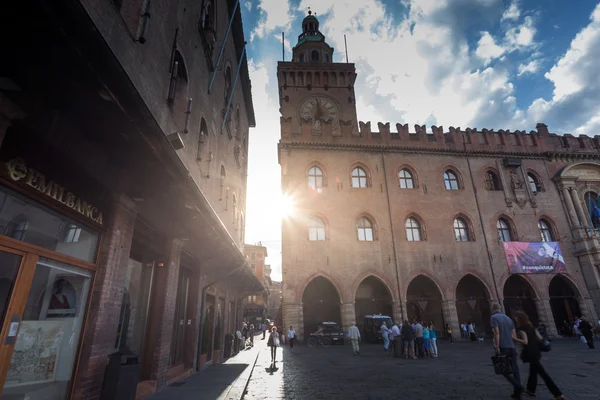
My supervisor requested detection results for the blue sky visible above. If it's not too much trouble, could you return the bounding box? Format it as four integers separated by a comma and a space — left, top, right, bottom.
242, 0, 600, 281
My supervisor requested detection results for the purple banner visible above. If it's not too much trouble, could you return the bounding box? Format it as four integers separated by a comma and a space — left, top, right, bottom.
502, 242, 566, 274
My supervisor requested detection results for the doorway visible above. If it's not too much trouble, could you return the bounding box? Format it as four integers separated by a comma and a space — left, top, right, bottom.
170, 267, 194, 367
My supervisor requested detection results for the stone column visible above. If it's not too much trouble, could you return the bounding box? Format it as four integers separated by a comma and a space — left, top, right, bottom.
399, 300, 408, 322
442, 300, 461, 340
562, 187, 580, 228
579, 296, 598, 324
392, 301, 403, 324
571, 187, 589, 229
72, 195, 137, 400
283, 302, 303, 339
340, 302, 356, 333
535, 298, 558, 337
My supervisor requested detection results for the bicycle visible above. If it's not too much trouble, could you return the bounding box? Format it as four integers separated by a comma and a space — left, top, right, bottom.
307, 335, 331, 348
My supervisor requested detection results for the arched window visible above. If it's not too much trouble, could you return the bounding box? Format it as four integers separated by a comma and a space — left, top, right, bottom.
197, 118, 208, 161
308, 166, 324, 189
527, 173, 540, 194
497, 218, 512, 242
311, 50, 319, 61
585, 191, 600, 228
357, 217, 374, 241
351, 167, 368, 188
299, 54, 305, 63
484, 170, 501, 191
405, 218, 422, 241
538, 219, 553, 242
325, 53, 330, 63
454, 218, 469, 242
398, 169, 414, 189
444, 170, 459, 190
308, 216, 326, 241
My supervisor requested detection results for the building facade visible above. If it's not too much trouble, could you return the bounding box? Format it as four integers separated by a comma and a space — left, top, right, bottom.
0, 1, 261, 399
278, 13, 600, 341
243, 244, 269, 326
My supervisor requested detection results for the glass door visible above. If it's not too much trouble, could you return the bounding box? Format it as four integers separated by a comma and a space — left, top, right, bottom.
0, 255, 92, 400
169, 267, 192, 367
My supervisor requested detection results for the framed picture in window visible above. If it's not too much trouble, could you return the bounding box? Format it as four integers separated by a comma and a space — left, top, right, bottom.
45, 275, 85, 318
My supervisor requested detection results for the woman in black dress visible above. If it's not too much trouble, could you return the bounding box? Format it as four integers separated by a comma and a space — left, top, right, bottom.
513, 311, 564, 400
267, 326, 280, 365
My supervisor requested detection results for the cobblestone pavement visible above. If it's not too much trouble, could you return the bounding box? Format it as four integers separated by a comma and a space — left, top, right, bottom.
243, 339, 599, 400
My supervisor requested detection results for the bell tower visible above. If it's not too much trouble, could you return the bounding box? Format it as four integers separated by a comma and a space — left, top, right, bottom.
277, 10, 358, 139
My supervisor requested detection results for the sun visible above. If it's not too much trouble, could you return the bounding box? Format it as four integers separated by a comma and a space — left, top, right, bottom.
277, 193, 295, 218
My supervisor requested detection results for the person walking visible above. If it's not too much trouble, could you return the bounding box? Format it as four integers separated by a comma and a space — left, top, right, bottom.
241, 323, 248, 349
248, 324, 255, 347
348, 322, 361, 355
468, 321, 477, 342
513, 311, 565, 400
401, 319, 416, 359
262, 322, 267, 340
579, 318, 595, 349
429, 324, 438, 357
267, 326, 280, 366
446, 323, 453, 343
381, 322, 390, 352
390, 322, 401, 357
461, 322, 467, 340
491, 303, 523, 399
288, 325, 296, 351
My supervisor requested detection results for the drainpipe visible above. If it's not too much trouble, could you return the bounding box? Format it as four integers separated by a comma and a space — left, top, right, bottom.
208, 0, 240, 93
381, 152, 404, 320
462, 135, 502, 304
196, 263, 260, 370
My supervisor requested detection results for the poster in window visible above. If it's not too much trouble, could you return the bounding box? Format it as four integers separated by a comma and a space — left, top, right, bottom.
502, 242, 566, 274
46, 275, 84, 318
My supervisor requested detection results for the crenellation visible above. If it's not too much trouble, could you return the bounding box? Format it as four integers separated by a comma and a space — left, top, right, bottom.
377, 122, 390, 135
359, 121, 371, 136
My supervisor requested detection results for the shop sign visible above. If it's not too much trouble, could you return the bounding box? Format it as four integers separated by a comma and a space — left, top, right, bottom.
4, 157, 103, 225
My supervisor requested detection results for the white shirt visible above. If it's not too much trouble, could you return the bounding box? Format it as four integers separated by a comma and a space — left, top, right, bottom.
468, 324, 475, 333
347, 325, 361, 339
288, 329, 296, 339
381, 325, 389, 336
391, 325, 401, 339
461, 324, 466, 331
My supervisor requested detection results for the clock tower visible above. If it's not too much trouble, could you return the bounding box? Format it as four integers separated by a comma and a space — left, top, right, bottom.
277, 10, 358, 139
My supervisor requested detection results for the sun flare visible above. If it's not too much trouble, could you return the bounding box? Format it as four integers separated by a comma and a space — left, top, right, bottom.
277, 193, 295, 218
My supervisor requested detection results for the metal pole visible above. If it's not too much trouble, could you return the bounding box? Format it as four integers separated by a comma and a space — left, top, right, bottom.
208, 0, 240, 93
344, 34, 349, 63
282, 32, 285, 61
221, 44, 246, 133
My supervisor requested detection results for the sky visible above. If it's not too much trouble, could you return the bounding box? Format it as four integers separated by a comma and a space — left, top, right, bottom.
242, 0, 600, 282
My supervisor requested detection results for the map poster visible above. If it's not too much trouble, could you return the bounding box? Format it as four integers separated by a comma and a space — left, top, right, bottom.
4, 320, 65, 387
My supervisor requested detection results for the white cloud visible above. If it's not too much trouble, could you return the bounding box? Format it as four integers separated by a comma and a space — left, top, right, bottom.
476, 32, 505, 65
505, 16, 537, 49
501, 2, 520, 22
251, 0, 293, 41
517, 60, 539, 76
244, 1, 252, 11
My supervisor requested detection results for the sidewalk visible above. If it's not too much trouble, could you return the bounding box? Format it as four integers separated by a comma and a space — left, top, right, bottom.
146, 339, 264, 400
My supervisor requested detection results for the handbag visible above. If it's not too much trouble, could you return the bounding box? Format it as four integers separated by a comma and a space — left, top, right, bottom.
274, 337, 280, 347
538, 339, 551, 352
491, 355, 514, 375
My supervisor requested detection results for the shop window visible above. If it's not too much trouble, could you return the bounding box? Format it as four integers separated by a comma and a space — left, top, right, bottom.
0, 187, 99, 262
4, 257, 92, 397
357, 217, 374, 241
64, 224, 82, 243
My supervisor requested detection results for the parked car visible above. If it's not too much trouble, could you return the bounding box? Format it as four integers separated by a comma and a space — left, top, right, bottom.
308, 321, 345, 345
363, 315, 393, 343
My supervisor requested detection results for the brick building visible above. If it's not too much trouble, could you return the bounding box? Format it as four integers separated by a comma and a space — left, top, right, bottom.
0, 0, 261, 399
243, 244, 269, 326
278, 12, 600, 341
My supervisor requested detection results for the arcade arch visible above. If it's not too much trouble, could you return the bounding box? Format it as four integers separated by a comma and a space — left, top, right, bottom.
503, 275, 539, 326
354, 276, 393, 333
406, 275, 444, 329
549, 275, 582, 335
302, 276, 341, 341
455, 275, 492, 337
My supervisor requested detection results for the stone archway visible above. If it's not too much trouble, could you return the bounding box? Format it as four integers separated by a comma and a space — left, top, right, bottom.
406, 275, 444, 329
456, 275, 492, 337
354, 276, 393, 333
503, 275, 539, 326
302, 276, 341, 341
549, 275, 582, 336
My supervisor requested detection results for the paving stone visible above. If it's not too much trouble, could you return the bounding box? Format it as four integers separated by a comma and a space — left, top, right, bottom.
243, 339, 599, 399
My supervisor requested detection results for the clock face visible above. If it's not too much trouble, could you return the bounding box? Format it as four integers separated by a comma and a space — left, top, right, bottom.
299, 95, 340, 132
